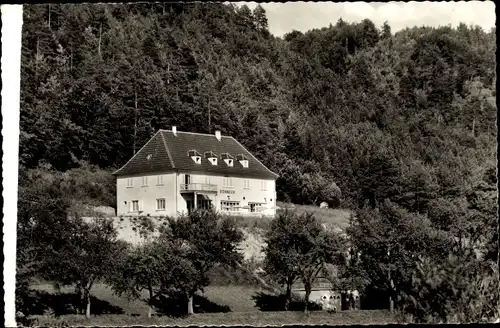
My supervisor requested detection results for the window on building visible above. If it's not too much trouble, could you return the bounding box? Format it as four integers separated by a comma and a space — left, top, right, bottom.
223, 177, 233, 188
156, 198, 166, 210
236, 154, 249, 168
221, 201, 240, 212
126, 178, 133, 188
244, 179, 250, 189
261, 181, 267, 190
205, 151, 218, 165
131, 200, 139, 212
157, 175, 164, 185
188, 150, 202, 164
197, 199, 213, 210
249, 202, 264, 213
142, 176, 148, 186
221, 153, 234, 167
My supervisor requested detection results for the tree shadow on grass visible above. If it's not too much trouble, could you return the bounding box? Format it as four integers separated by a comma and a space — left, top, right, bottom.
252, 292, 323, 312
18, 290, 124, 316
152, 293, 231, 317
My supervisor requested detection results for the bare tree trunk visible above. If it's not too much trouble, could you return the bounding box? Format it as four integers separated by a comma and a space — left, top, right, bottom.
388, 269, 394, 313
208, 97, 211, 133
285, 279, 292, 311
187, 293, 194, 315
48, 4, 51, 30
148, 287, 154, 318
35, 38, 40, 74
74, 284, 83, 314
387, 246, 394, 313
133, 88, 138, 154
167, 62, 170, 84
304, 282, 311, 315
85, 290, 91, 318
98, 23, 102, 58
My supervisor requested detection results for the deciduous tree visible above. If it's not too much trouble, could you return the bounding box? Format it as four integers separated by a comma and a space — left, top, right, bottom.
264, 210, 345, 313
165, 209, 244, 315
110, 239, 197, 317
43, 217, 126, 318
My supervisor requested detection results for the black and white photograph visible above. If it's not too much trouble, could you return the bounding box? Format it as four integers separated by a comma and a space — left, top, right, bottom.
2, 1, 498, 326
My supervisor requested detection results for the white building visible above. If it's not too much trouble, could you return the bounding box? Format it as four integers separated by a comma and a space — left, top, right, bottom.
113, 127, 278, 218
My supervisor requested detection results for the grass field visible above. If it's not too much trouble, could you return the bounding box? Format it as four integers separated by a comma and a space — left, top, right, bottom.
28, 310, 397, 326
25, 283, 397, 326
231, 202, 352, 232
277, 202, 353, 229
30, 283, 265, 315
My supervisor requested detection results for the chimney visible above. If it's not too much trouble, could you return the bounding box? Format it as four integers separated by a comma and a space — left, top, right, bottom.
172, 126, 177, 136
215, 130, 221, 141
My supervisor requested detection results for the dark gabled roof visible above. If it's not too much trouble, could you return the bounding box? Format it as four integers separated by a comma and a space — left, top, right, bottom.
113, 130, 279, 179
112, 130, 175, 177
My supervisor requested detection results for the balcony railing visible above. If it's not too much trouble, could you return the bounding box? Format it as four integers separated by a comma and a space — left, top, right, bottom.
180, 183, 218, 193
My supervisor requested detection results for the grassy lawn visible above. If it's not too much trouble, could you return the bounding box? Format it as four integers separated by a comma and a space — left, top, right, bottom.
30, 283, 265, 315
202, 286, 264, 313
230, 203, 352, 232
29, 310, 396, 326
26, 283, 396, 326
277, 202, 353, 230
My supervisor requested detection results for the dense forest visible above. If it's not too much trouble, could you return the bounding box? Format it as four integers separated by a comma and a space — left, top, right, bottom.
20, 3, 496, 208
17, 3, 498, 322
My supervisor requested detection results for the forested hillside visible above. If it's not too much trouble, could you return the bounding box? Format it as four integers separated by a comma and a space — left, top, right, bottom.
20, 3, 495, 210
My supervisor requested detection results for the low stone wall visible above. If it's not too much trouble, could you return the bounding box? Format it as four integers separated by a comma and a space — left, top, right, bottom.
111, 216, 164, 245
238, 229, 266, 262
83, 216, 267, 262
82, 216, 165, 245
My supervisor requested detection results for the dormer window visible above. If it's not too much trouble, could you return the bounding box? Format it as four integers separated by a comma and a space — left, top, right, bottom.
188, 150, 201, 164
236, 154, 249, 168
204, 151, 218, 165
220, 153, 234, 167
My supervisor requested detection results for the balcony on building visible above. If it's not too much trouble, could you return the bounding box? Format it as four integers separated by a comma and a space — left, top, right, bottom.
180, 183, 218, 193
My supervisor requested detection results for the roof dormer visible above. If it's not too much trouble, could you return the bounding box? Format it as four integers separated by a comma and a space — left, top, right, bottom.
220, 153, 234, 167
188, 149, 201, 164
236, 154, 249, 168
204, 151, 218, 165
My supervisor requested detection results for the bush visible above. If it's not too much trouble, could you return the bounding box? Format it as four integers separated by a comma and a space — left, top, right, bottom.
399, 254, 500, 323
